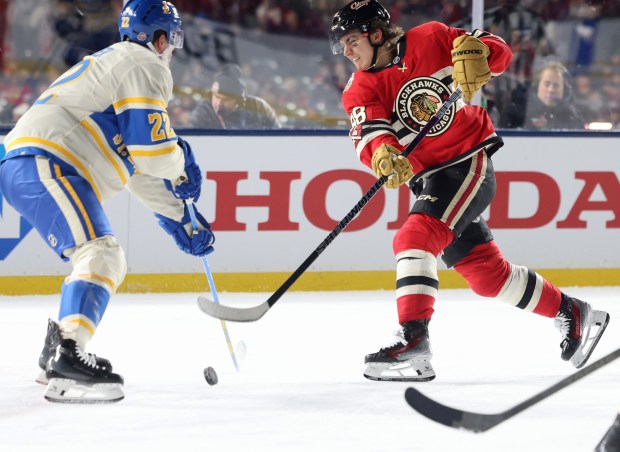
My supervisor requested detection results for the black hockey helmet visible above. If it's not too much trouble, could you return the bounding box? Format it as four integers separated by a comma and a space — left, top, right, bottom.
330, 0, 391, 54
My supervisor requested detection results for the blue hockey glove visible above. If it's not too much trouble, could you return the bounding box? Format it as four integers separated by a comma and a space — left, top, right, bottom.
165, 137, 203, 201
156, 205, 214, 257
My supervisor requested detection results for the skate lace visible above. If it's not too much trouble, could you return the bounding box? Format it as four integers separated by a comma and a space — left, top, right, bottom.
379, 328, 408, 351
554, 312, 571, 339
75, 346, 98, 368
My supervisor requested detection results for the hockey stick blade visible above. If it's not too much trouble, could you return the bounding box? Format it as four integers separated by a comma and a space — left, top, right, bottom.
405, 346, 620, 433
198, 295, 269, 322
195, 89, 463, 323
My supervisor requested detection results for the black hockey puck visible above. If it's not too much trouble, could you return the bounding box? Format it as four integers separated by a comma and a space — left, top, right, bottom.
203, 366, 218, 385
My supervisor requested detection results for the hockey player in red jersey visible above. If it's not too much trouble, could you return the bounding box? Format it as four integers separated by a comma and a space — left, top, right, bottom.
330, 0, 610, 382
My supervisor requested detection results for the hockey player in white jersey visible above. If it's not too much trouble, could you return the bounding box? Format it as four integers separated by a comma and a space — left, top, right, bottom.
0, 0, 213, 403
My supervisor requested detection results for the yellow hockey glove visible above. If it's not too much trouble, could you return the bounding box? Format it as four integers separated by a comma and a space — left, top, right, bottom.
371, 144, 414, 189
451, 35, 491, 102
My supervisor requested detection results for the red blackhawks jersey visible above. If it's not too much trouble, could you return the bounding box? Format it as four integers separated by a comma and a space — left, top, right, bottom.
342, 21, 512, 180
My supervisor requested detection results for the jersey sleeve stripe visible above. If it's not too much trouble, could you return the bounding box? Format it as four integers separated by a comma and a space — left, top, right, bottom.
81, 119, 129, 185
472, 28, 507, 45
113, 97, 167, 112
6, 136, 102, 201
354, 129, 396, 158
129, 143, 177, 157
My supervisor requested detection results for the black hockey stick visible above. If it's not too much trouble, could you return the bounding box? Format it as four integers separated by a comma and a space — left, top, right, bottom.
197, 88, 463, 322
404, 346, 620, 433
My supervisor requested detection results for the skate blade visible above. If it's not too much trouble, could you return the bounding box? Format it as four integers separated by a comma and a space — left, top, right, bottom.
364, 360, 436, 382
571, 310, 610, 369
44, 378, 124, 404
35, 370, 48, 385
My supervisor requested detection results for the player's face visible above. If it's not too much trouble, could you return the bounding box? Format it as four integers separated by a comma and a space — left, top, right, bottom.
537, 69, 565, 107
339, 31, 372, 71
212, 91, 238, 115
153, 35, 175, 66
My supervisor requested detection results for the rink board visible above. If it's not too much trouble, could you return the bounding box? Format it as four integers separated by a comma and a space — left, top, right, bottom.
1, 133, 619, 293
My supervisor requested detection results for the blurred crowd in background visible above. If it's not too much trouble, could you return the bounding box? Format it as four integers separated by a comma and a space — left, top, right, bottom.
0, 0, 619, 130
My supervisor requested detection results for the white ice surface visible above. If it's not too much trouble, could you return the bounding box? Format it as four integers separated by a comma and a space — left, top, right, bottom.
0, 287, 618, 452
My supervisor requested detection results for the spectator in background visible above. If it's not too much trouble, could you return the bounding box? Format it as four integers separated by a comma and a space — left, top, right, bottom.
453, 0, 553, 120
571, 72, 606, 126
256, 0, 285, 34
536, 0, 571, 21
188, 64, 281, 129
500, 61, 584, 129
441, 0, 466, 24
53, 0, 121, 67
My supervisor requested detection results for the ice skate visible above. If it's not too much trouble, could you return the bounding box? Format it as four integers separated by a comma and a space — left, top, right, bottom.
364, 320, 435, 382
554, 295, 610, 369
36, 319, 112, 385
44, 338, 124, 403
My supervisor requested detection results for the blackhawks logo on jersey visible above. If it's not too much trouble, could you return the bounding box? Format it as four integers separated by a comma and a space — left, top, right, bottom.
395, 77, 455, 136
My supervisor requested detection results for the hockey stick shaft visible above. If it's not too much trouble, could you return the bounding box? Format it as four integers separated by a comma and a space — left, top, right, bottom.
202, 255, 242, 372
198, 89, 462, 322
187, 202, 242, 372
405, 346, 620, 433
266, 88, 462, 306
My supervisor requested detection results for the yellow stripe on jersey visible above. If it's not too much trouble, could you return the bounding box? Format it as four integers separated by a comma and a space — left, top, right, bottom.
53, 164, 97, 241
76, 273, 118, 292
130, 144, 178, 157
81, 118, 129, 185
113, 97, 167, 112
62, 316, 96, 336
6, 137, 102, 201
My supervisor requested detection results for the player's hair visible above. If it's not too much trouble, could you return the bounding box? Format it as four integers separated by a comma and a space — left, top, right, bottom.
370, 19, 404, 48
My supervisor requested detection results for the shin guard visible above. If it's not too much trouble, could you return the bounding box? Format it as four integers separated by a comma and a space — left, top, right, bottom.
58, 280, 111, 348
393, 214, 453, 323
455, 241, 561, 317
396, 250, 439, 322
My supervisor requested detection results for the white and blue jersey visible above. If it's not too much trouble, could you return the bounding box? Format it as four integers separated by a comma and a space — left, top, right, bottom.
1, 41, 187, 258
0, 41, 190, 345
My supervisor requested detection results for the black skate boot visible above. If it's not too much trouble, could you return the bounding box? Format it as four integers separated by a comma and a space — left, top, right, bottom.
364, 320, 435, 382
554, 294, 610, 369
595, 414, 620, 452
44, 338, 124, 403
36, 319, 112, 385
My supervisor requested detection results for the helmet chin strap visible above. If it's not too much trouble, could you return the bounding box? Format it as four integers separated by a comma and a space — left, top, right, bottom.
146, 42, 174, 66
365, 34, 385, 71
